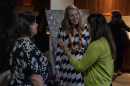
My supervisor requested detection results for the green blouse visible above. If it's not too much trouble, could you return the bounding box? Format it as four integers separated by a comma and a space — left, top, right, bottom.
69, 37, 114, 86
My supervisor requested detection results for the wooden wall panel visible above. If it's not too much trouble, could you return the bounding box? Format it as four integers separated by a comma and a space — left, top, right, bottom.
75, 0, 98, 14
12, 0, 33, 6
74, 0, 92, 14
92, 0, 98, 13
22, 0, 33, 6
113, 0, 126, 15
74, 0, 86, 9
121, 46, 128, 72
121, 41, 130, 72
114, 41, 130, 72
33, 0, 50, 11
98, 0, 113, 15
126, 0, 130, 15
126, 47, 130, 71
74, 0, 130, 15
85, 0, 92, 14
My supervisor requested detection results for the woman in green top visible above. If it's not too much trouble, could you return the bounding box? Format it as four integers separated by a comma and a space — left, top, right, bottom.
59, 13, 116, 86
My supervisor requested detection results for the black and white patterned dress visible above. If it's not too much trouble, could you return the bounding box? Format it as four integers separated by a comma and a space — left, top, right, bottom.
8, 39, 48, 86
55, 26, 90, 86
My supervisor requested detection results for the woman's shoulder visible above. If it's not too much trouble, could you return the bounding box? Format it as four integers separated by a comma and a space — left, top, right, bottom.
17, 39, 36, 50
120, 20, 125, 24
87, 40, 100, 50
91, 37, 106, 45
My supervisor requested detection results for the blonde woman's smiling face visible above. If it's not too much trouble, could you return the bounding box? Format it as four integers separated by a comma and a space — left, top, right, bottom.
68, 9, 79, 26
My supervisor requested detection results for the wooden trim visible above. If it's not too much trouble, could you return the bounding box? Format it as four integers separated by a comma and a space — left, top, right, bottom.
33, 0, 50, 12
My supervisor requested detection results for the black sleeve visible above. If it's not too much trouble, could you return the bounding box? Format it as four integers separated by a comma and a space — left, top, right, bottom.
121, 20, 130, 32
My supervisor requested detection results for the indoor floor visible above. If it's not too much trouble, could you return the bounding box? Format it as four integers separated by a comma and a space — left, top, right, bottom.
112, 72, 130, 86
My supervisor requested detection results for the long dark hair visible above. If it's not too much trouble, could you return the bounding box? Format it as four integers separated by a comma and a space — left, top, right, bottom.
110, 10, 122, 24
111, 10, 122, 21
87, 13, 116, 59
3, 11, 35, 59
0, 3, 14, 33
0, 3, 14, 73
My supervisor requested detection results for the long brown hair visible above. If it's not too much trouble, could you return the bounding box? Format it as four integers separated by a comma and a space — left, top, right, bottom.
61, 5, 84, 34
111, 10, 122, 23
87, 13, 116, 59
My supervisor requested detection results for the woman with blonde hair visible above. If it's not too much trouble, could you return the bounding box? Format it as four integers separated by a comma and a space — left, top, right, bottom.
55, 5, 90, 86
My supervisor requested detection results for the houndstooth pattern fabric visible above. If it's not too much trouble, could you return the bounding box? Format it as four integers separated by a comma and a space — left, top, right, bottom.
55, 26, 90, 86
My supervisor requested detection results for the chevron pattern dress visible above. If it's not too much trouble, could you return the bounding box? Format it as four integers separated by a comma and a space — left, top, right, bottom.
55, 26, 90, 86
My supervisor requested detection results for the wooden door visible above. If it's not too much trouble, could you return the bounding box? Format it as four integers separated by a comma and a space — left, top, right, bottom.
74, 0, 98, 14
12, 0, 33, 6
113, 0, 126, 15
74, 0, 128, 16
121, 41, 130, 72
98, 0, 113, 15
126, 0, 130, 15
74, 0, 86, 9
33, 0, 50, 11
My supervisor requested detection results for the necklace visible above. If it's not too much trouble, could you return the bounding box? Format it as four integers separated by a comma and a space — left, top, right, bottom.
68, 29, 82, 52
17, 37, 31, 41
73, 29, 77, 36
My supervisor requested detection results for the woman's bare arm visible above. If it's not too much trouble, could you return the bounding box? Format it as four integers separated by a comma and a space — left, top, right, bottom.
30, 74, 44, 86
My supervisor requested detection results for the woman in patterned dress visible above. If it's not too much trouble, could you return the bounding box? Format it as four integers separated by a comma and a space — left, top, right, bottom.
5, 11, 48, 86
55, 5, 90, 86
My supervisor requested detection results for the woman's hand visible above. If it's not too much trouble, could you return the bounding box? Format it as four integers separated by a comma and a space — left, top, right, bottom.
30, 74, 44, 86
55, 69, 60, 81
59, 38, 68, 51
59, 38, 73, 59
84, 44, 88, 53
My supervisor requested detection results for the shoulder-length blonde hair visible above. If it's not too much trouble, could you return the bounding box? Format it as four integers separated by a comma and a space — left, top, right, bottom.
61, 5, 85, 34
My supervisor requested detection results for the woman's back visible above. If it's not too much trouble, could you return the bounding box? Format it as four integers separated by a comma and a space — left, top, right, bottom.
108, 21, 123, 47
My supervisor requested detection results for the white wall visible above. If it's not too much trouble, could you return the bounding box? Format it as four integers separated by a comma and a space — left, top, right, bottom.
50, 0, 74, 10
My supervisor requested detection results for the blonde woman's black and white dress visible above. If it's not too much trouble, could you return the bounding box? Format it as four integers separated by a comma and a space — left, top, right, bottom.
55, 26, 90, 86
